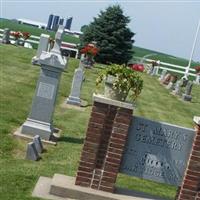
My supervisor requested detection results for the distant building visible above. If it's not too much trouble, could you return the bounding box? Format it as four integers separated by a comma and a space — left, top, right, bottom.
17, 18, 47, 29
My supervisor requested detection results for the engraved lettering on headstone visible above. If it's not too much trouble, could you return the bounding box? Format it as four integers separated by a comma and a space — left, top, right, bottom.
37, 82, 55, 99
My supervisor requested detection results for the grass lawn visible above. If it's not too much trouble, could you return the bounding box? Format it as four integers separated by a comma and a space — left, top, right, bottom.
0, 44, 200, 200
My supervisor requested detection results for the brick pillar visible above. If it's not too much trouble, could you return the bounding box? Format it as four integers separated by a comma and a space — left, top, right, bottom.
75, 94, 133, 193
176, 116, 200, 200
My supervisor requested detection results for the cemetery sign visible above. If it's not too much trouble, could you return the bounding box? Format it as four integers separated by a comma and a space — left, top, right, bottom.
120, 116, 195, 186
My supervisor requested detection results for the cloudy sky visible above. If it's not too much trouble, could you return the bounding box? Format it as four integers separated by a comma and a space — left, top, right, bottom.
1, 0, 200, 61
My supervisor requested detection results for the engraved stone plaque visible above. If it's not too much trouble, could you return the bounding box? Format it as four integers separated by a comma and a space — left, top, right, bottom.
37, 82, 55, 100
120, 116, 195, 186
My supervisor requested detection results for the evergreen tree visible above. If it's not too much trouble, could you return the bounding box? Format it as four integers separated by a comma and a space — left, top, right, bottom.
81, 5, 135, 64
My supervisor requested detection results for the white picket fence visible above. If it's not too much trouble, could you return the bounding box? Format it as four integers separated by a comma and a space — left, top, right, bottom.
144, 58, 196, 78
0, 28, 79, 58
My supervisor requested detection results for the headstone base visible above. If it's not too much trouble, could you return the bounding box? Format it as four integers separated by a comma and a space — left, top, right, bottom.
182, 94, 192, 101
21, 118, 53, 140
13, 127, 59, 145
32, 174, 162, 200
66, 96, 81, 106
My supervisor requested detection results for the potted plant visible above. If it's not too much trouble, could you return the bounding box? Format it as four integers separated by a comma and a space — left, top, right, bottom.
80, 43, 99, 68
96, 64, 143, 102
10, 31, 22, 45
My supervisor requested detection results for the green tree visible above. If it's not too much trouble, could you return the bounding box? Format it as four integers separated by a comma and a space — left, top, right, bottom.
81, 5, 135, 64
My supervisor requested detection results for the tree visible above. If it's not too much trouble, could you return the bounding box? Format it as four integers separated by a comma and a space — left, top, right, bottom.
81, 5, 135, 64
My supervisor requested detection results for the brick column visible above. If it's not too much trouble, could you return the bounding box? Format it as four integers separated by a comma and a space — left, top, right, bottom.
75, 94, 133, 193
176, 116, 200, 200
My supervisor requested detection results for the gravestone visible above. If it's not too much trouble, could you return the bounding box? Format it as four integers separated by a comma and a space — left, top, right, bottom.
159, 69, 167, 81
166, 82, 174, 90
21, 25, 67, 140
182, 81, 193, 101
66, 60, 84, 106
32, 34, 50, 65
172, 80, 182, 95
26, 142, 40, 161
194, 74, 200, 84
151, 66, 158, 76
162, 73, 171, 85
2, 28, 10, 44
33, 135, 44, 153
120, 116, 195, 186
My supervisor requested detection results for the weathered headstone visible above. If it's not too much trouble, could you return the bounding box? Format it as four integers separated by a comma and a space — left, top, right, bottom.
21, 25, 67, 140
166, 81, 174, 90
150, 66, 158, 76
32, 34, 50, 65
194, 74, 200, 85
33, 135, 44, 153
182, 81, 193, 101
66, 61, 84, 106
2, 28, 10, 44
158, 69, 167, 81
172, 80, 182, 95
162, 73, 171, 85
120, 116, 195, 186
26, 142, 40, 161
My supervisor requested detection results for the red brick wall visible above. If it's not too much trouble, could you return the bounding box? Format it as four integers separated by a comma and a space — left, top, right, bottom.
75, 101, 133, 193
176, 124, 200, 200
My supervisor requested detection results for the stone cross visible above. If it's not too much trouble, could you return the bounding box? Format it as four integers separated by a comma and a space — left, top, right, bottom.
21, 25, 67, 140
66, 60, 84, 106
159, 69, 167, 81
182, 81, 193, 101
32, 34, 50, 65
2, 28, 10, 44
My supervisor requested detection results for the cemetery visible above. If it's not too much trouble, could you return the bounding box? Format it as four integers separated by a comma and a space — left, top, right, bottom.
1, 5, 200, 200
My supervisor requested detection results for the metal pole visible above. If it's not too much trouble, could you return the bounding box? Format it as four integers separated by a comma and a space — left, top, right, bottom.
183, 19, 200, 79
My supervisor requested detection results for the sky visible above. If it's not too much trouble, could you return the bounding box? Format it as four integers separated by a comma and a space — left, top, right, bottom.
1, 0, 200, 62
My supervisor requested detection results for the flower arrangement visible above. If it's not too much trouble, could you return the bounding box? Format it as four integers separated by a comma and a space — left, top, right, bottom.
96, 64, 143, 102
80, 44, 99, 56
11, 31, 22, 40
194, 66, 200, 74
22, 32, 30, 40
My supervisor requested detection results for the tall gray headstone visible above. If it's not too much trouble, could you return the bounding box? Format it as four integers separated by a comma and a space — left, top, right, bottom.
21, 25, 67, 140
32, 34, 50, 65
182, 81, 193, 101
159, 69, 167, 81
2, 28, 10, 44
172, 80, 182, 96
66, 61, 84, 106
26, 142, 40, 161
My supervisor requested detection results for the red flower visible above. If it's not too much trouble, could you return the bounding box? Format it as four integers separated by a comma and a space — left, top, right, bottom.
80, 44, 99, 56
11, 31, 22, 39
22, 32, 30, 40
194, 66, 200, 73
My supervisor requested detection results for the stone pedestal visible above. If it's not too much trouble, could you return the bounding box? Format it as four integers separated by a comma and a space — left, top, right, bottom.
22, 25, 67, 140
32, 34, 50, 65
66, 61, 84, 106
75, 94, 133, 193
176, 116, 200, 199
2, 28, 10, 44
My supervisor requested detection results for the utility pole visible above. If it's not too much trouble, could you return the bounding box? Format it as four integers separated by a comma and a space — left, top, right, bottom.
183, 19, 200, 79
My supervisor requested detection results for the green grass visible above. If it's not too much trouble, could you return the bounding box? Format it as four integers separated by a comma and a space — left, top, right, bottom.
0, 44, 200, 200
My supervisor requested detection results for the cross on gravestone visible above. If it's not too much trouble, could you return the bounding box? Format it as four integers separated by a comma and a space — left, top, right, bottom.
26, 142, 40, 161
66, 60, 84, 106
182, 81, 193, 101
159, 69, 167, 81
2, 28, 10, 44
32, 34, 50, 65
33, 135, 44, 153
21, 25, 67, 140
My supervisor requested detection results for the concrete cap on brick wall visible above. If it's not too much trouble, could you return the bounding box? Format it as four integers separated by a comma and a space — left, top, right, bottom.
193, 116, 200, 126
93, 93, 134, 110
